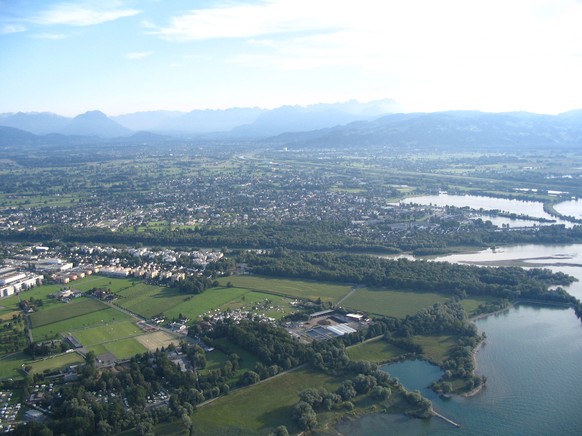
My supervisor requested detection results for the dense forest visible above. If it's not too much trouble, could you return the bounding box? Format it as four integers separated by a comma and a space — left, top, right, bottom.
240, 250, 577, 303
4, 221, 582, 253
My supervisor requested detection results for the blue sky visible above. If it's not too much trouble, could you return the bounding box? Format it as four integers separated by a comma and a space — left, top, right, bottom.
2, 0, 582, 116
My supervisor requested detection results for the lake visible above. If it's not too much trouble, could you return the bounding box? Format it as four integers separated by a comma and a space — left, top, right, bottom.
402, 193, 573, 227
554, 198, 582, 220
336, 244, 582, 435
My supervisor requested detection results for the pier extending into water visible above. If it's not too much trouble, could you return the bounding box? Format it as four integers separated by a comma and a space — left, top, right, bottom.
432, 409, 461, 428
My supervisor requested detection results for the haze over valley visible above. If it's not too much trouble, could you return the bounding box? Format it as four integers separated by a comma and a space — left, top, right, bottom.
2, 1, 582, 435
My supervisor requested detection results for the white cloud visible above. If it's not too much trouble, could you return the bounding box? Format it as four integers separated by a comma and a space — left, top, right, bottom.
149, 0, 343, 41
207, 0, 582, 74
1, 24, 26, 34
33, 2, 140, 26
124, 51, 153, 60
33, 32, 70, 40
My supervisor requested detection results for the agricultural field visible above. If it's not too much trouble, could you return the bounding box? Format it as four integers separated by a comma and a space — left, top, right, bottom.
114, 282, 192, 319
30, 298, 108, 328
190, 367, 345, 434
31, 306, 133, 341
0, 284, 68, 312
68, 276, 141, 293
346, 338, 405, 363
217, 275, 353, 303
15, 278, 186, 369
340, 287, 450, 318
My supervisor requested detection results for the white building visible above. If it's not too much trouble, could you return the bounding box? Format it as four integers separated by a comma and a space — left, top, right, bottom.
0, 273, 43, 298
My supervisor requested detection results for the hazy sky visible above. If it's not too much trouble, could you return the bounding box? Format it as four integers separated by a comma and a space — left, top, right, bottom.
2, 0, 582, 116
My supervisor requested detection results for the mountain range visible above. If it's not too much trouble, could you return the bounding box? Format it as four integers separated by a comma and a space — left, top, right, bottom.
1, 101, 582, 151
0, 99, 400, 138
271, 110, 582, 151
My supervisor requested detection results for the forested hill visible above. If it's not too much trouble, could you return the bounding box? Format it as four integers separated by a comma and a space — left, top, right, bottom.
273, 111, 582, 151
241, 251, 577, 304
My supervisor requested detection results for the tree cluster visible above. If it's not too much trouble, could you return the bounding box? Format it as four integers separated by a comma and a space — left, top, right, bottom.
205, 319, 310, 370
177, 276, 218, 294
241, 250, 577, 303
291, 361, 396, 431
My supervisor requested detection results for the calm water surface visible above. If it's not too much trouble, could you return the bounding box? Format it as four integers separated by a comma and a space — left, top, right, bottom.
554, 198, 582, 220
337, 244, 582, 435
402, 194, 573, 227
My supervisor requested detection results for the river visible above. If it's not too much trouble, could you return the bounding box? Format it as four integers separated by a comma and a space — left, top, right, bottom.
554, 198, 582, 220
401, 194, 574, 227
336, 244, 582, 435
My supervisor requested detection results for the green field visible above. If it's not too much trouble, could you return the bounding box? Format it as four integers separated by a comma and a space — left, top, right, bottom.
164, 287, 295, 321
30, 298, 108, 328
72, 320, 142, 346
0, 352, 28, 380
413, 335, 456, 364
191, 367, 344, 434
28, 352, 84, 374
459, 296, 497, 316
347, 338, 405, 363
340, 287, 450, 318
87, 337, 147, 360
163, 286, 248, 319
204, 338, 259, 376
70, 276, 142, 293
0, 283, 71, 311
31, 307, 133, 341
217, 275, 353, 303
114, 282, 190, 318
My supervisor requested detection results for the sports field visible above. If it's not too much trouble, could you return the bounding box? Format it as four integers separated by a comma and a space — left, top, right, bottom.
87, 337, 147, 361
72, 320, 142, 346
135, 331, 178, 351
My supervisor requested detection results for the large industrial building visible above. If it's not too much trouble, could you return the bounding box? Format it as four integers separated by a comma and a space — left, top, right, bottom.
0, 270, 43, 298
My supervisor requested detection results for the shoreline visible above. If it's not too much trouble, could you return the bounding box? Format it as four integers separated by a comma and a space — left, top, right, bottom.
469, 302, 516, 323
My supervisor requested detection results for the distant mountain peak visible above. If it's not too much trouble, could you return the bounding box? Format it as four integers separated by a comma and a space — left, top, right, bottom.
76, 110, 108, 119
0, 111, 71, 135
61, 110, 132, 138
